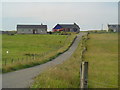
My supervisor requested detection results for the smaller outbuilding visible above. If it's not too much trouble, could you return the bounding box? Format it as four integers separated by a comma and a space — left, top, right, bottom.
1, 31, 9, 34
17, 24, 47, 34
108, 24, 120, 32
52, 23, 80, 33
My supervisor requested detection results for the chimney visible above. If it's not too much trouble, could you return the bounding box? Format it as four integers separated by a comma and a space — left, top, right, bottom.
74, 22, 76, 25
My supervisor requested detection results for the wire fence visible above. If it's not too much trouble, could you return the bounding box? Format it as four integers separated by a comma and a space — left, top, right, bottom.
2, 50, 56, 66
80, 33, 118, 88
80, 33, 89, 88
3, 56, 37, 66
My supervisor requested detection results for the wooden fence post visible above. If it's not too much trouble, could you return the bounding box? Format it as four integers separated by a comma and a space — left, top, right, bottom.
80, 61, 88, 89
11, 59, 14, 63
4, 59, 7, 66
33, 54, 35, 60
31, 56, 32, 60
32, 55, 34, 60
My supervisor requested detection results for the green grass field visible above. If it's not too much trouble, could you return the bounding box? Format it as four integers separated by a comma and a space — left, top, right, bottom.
31, 34, 84, 88
2, 34, 76, 73
2, 34, 67, 60
84, 33, 118, 88
31, 33, 118, 88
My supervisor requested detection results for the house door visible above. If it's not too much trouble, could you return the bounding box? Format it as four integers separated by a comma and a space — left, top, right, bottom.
33, 29, 36, 34
73, 28, 77, 32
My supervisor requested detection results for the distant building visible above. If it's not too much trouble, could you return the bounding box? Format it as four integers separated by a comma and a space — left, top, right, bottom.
17, 24, 47, 34
108, 24, 120, 32
0, 31, 8, 34
52, 23, 80, 33
0, 31, 17, 35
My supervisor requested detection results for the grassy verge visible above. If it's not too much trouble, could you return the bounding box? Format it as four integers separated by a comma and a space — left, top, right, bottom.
2, 34, 76, 73
31, 33, 118, 88
84, 33, 118, 88
31, 34, 87, 88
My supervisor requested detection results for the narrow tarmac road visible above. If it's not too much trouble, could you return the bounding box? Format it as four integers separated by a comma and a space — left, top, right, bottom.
2, 32, 86, 88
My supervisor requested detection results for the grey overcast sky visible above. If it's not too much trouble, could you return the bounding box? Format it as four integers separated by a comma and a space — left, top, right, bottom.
1, 2, 118, 31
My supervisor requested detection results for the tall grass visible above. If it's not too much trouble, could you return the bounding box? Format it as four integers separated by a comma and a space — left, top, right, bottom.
31, 33, 118, 88
31, 35, 86, 88
84, 33, 118, 88
2, 34, 76, 73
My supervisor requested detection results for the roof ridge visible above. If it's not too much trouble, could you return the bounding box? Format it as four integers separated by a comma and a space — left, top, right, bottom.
17, 24, 46, 26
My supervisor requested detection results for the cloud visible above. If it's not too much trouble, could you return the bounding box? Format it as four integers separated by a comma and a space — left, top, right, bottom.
2, 2, 118, 30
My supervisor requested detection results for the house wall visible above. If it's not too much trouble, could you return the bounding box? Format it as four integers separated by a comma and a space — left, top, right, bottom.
108, 26, 117, 32
53, 24, 80, 33
37, 28, 47, 34
17, 28, 47, 34
70, 28, 80, 33
53, 28, 80, 33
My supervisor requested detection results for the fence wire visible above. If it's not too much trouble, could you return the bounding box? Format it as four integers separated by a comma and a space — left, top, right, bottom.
2, 49, 57, 66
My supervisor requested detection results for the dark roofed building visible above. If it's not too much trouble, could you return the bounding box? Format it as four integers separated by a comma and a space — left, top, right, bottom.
53, 23, 80, 33
1, 31, 9, 34
17, 24, 47, 34
108, 24, 120, 32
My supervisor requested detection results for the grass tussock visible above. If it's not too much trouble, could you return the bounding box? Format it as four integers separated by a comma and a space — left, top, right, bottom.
31, 35, 87, 88
2, 34, 76, 73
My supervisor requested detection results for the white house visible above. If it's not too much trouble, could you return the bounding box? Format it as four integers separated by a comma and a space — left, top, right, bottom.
17, 24, 47, 34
